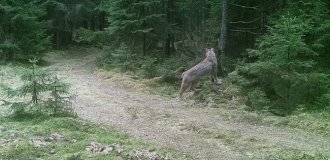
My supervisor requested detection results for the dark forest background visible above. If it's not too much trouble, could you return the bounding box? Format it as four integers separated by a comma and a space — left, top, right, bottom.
1, 0, 329, 115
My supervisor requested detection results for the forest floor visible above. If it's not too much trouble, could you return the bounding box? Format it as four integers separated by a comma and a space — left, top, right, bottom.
39, 48, 330, 160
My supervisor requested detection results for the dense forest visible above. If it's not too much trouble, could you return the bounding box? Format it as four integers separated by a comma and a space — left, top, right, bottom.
0, 0, 329, 116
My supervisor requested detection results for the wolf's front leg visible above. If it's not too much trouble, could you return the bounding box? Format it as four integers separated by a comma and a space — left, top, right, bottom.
211, 67, 222, 85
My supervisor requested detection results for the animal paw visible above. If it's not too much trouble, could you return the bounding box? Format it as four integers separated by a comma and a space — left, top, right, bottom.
214, 78, 222, 85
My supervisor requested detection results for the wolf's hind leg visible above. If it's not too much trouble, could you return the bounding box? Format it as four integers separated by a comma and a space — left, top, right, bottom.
190, 80, 201, 91
179, 81, 190, 98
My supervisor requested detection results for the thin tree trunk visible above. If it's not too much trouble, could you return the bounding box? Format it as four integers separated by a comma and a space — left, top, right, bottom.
165, 0, 172, 56
56, 30, 60, 49
219, 0, 229, 73
143, 33, 146, 55
131, 35, 136, 54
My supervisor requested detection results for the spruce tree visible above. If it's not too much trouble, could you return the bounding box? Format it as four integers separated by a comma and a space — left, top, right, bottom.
1, 58, 74, 118
231, 11, 329, 115
0, 0, 51, 60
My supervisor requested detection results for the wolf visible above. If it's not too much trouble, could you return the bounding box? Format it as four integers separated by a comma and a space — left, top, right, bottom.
179, 48, 221, 98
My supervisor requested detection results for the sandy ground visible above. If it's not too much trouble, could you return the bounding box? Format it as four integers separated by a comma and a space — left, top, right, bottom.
44, 48, 330, 160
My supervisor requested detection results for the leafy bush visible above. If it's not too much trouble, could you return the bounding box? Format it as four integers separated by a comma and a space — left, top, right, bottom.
1, 58, 75, 118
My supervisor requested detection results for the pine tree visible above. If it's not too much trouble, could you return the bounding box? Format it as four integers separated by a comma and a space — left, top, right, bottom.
1, 58, 74, 118
0, 0, 51, 60
99, 0, 166, 54
231, 11, 329, 115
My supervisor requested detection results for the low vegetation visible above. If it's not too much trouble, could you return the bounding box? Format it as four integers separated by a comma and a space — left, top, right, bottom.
0, 116, 191, 160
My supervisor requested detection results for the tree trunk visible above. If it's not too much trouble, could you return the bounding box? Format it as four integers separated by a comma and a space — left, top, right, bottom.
219, 0, 229, 73
165, 0, 176, 55
56, 30, 60, 49
143, 32, 146, 55
131, 35, 136, 54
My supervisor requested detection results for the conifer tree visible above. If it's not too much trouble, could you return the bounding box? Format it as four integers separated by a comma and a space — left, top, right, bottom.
99, 0, 166, 54
0, 0, 51, 60
1, 58, 74, 117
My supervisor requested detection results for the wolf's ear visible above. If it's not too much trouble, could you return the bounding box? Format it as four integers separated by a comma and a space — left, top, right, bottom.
211, 48, 214, 51
205, 48, 209, 52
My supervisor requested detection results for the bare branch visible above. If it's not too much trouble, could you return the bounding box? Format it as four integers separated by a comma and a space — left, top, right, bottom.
230, 3, 261, 10
229, 29, 260, 35
232, 27, 259, 30
229, 17, 261, 24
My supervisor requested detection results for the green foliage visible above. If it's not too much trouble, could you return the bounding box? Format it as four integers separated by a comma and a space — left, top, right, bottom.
99, 43, 187, 84
268, 148, 328, 160
0, 0, 51, 60
246, 88, 270, 111
137, 56, 186, 82
100, 43, 137, 72
47, 76, 74, 117
230, 11, 330, 115
74, 28, 109, 45
46, 0, 102, 48
99, 0, 166, 51
1, 58, 75, 118
138, 57, 159, 78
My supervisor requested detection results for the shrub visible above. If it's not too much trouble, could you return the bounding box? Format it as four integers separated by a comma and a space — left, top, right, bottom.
99, 43, 137, 72
1, 58, 75, 118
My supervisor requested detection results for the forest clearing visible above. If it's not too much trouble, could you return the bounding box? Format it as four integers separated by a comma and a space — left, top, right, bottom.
1, 0, 330, 159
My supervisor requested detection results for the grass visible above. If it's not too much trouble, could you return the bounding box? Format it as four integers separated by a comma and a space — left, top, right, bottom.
0, 115, 192, 160
266, 147, 329, 160
285, 111, 330, 136
216, 107, 330, 136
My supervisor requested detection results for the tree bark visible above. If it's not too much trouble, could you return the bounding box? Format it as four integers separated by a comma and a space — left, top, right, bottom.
219, 0, 229, 73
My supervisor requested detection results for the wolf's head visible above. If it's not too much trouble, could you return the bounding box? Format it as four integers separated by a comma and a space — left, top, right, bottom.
205, 48, 216, 58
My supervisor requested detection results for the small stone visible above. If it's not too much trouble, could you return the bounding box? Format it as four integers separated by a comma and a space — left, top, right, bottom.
50, 149, 56, 154
70, 139, 77, 143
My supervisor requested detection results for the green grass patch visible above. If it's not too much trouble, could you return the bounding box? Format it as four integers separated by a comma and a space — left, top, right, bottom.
266, 147, 329, 160
285, 111, 330, 136
0, 116, 192, 160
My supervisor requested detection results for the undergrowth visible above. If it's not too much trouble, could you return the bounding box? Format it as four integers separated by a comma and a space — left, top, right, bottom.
98, 43, 189, 82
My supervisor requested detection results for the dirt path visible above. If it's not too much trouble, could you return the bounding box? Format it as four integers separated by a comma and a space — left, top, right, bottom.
45, 49, 330, 160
